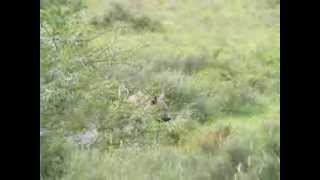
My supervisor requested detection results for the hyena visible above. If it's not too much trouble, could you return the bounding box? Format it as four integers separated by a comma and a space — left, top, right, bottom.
127, 91, 171, 122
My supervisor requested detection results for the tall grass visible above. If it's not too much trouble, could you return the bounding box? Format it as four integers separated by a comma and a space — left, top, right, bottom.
40, 0, 279, 179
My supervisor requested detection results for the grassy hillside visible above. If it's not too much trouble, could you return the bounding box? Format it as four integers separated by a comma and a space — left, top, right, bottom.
40, 0, 280, 179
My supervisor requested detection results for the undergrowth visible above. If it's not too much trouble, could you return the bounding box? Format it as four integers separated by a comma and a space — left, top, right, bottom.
40, 0, 279, 179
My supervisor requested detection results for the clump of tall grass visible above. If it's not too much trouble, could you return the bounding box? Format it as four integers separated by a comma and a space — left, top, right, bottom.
160, 113, 200, 145
90, 2, 163, 32
261, 120, 280, 156
41, 130, 75, 180
60, 131, 279, 180
149, 55, 210, 74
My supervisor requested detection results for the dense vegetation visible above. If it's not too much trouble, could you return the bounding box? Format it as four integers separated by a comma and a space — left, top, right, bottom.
40, 0, 280, 179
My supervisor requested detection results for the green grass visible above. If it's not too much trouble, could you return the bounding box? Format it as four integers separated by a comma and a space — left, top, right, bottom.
40, 0, 279, 179
57, 102, 279, 180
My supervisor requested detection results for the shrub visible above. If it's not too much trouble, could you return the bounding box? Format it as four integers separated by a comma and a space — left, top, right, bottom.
208, 154, 234, 180
149, 55, 210, 75
235, 152, 280, 180
222, 137, 253, 169
262, 121, 280, 156
90, 2, 163, 32
199, 125, 233, 154
161, 116, 199, 145
41, 130, 75, 180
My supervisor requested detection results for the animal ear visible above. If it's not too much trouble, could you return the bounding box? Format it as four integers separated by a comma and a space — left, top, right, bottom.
151, 96, 157, 105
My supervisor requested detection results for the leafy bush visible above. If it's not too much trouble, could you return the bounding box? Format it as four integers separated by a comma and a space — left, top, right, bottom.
160, 115, 199, 145
41, 130, 75, 180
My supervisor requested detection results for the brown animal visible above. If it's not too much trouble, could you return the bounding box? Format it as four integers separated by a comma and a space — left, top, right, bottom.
127, 91, 171, 122
199, 125, 232, 152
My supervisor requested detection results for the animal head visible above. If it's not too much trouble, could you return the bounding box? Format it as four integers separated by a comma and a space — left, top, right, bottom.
127, 91, 171, 122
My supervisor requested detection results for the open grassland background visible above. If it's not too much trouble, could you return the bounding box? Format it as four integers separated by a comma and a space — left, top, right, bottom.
40, 0, 279, 179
